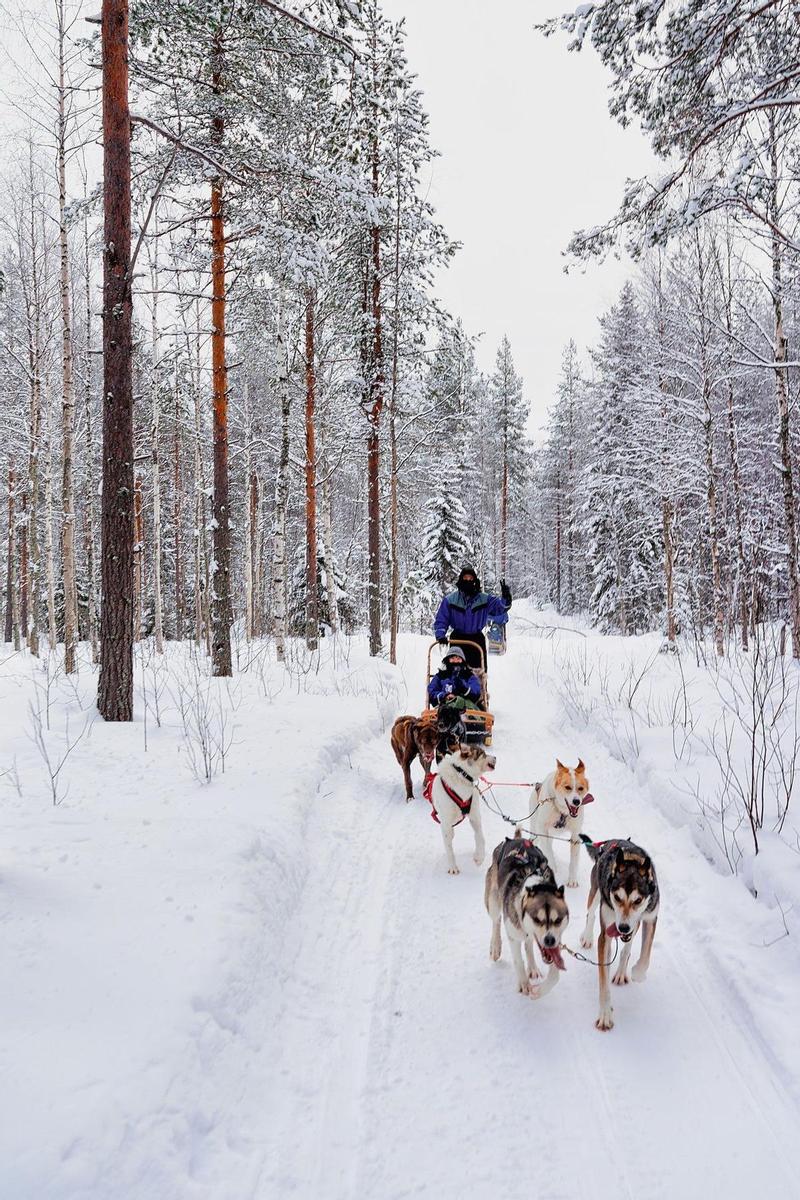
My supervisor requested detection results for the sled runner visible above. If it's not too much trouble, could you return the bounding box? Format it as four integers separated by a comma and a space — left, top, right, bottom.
425, 639, 494, 747
486, 620, 507, 656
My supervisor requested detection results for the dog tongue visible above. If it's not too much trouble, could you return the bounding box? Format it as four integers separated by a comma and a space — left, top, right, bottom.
606, 923, 619, 939
582, 793, 595, 805
542, 945, 566, 971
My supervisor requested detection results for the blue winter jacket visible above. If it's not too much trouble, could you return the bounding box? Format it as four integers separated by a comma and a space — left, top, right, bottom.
427, 665, 482, 706
434, 589, 509, 640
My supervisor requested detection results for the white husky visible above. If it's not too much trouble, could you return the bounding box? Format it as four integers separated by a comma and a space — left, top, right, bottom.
429, 744, 496, 874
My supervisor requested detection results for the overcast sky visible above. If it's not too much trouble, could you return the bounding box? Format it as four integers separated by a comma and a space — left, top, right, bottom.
380, 0, 655, 435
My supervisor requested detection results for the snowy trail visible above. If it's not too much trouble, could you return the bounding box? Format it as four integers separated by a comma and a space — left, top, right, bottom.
256, 629, 800, 1200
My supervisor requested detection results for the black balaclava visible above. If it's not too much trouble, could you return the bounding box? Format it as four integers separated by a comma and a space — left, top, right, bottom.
456, 565, 480, 598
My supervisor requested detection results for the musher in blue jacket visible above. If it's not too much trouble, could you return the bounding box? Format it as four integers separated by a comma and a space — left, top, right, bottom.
434, 565, 512, 669
427, 645, 483, 710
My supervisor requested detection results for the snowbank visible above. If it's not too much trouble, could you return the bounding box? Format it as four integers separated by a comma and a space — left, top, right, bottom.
0, 637, 403, 1199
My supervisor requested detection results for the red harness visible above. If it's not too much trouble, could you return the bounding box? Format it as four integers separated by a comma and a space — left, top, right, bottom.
423, 772, 474, 825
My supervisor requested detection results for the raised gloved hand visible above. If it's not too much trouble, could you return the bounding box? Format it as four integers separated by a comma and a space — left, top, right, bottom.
437, 636, 448, 646
500, 579, 512, 607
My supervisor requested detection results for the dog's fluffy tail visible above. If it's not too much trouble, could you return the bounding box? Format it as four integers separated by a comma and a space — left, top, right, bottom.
579, 832, 601, 860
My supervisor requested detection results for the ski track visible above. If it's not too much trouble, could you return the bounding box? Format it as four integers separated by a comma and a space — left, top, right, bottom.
255, 634, 800, 1200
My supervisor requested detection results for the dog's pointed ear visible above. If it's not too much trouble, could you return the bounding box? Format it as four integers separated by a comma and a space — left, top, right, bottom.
555, 758, 566, 772
576, 758, 585, 773
615, 847, 627, 871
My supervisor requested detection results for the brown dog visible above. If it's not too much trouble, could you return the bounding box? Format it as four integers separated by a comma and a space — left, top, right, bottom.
391, 711, 439, 800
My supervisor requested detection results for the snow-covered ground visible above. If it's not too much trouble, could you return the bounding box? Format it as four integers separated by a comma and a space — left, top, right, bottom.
2, 614, 799, 1199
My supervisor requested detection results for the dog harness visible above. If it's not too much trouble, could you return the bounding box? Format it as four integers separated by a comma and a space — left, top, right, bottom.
423, 766, 476, 825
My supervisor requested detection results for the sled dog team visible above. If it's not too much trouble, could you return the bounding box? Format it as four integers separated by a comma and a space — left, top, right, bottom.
390, 726, 659, 1032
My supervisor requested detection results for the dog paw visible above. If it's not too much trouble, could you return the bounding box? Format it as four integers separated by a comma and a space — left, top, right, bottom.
595, 1010, 615, 1032
527, 983, 542, 1000
567, 879, 580, 888
473, 853, 485, 866
580, 934, 593, 949
518, 980, 531, 995
631, 963, 648, 983
447, 866, 460, 875
528, 966, 542, 982
612, 970, 630, 987
490, 948, 501, 962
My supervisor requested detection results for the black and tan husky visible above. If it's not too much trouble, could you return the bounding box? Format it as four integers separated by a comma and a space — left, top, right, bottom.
484, 832, 569, 999
579, 835, 660, 1032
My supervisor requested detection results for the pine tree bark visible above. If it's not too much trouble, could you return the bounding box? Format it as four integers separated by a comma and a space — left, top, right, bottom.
304, 287, 319, 651
57, 0, 78, 674
98, 0, 134, 720
209, 33, 233, 677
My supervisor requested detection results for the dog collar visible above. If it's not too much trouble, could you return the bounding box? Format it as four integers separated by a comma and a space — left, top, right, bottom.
452, 763, 478, 787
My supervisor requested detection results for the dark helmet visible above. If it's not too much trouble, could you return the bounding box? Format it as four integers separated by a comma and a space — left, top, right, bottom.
456, 565, 481, 595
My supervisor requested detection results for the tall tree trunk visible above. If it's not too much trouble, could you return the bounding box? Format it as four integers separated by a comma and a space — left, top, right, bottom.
273, 301, 290, 662
209, 34, 232, 677
304, 287, 319, 651
6, 462, 19, 649
57, 0, 78, 674
98, 0, 134, 719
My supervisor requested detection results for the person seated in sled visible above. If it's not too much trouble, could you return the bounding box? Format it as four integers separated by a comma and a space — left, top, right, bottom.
434, 565, 512, 669
428, 645, 482, 711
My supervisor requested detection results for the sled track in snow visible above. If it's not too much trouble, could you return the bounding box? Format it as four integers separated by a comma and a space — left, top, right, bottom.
254, 635, 800, 1200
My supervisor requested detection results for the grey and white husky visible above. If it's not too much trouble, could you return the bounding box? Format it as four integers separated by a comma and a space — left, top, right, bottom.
579, 835, 660, 1032
484, 833, 570, 999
